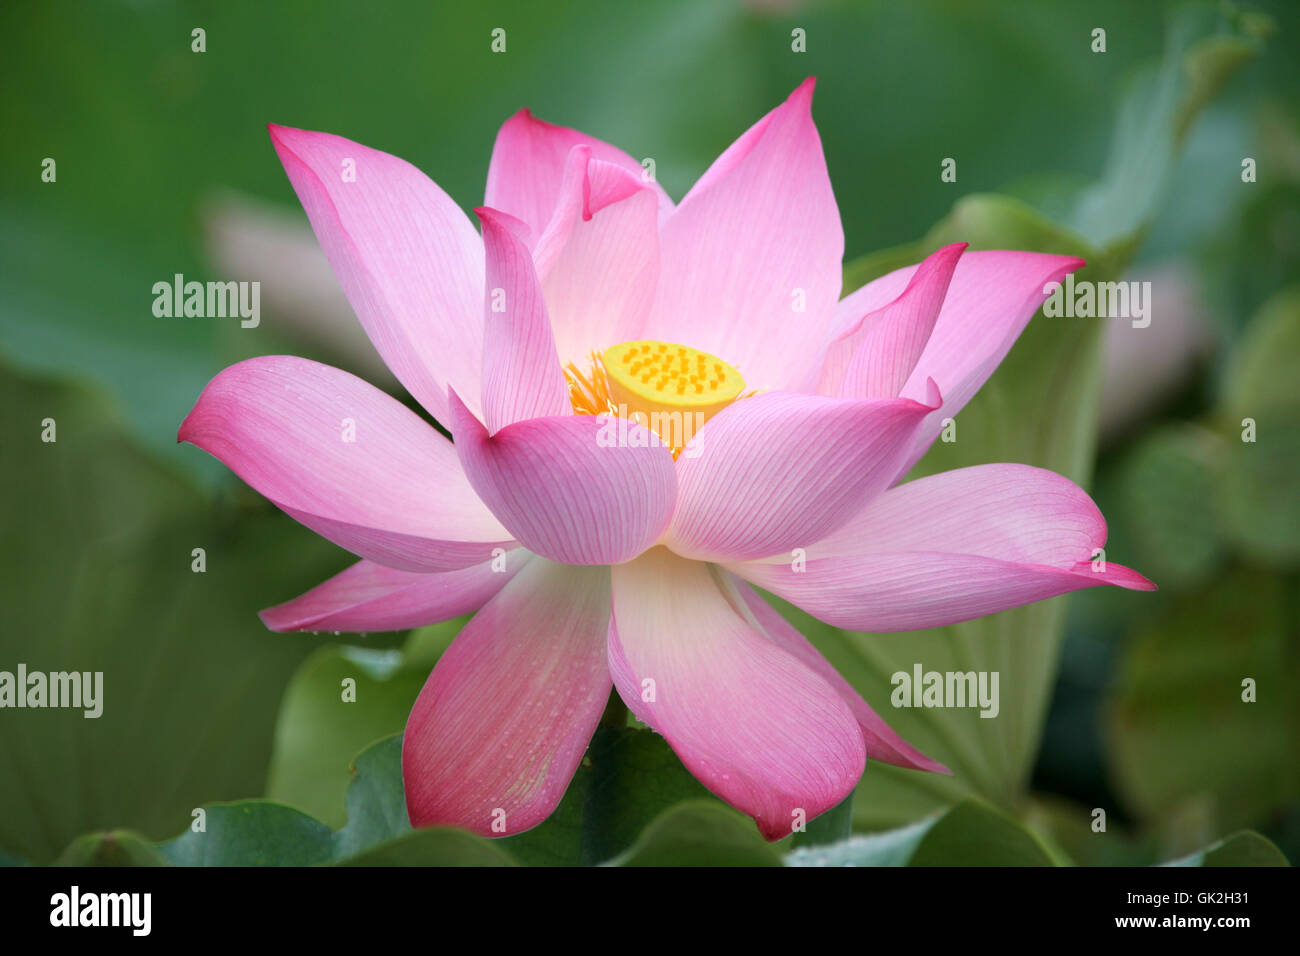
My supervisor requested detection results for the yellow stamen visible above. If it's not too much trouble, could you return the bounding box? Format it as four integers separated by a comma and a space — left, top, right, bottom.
564, 339, 748, 458
564, 352, 616, 417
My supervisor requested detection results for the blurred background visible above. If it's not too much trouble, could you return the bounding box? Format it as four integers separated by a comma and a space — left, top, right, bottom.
1, 0, 1296, 865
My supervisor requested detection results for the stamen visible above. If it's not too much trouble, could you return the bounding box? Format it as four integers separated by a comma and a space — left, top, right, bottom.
563, 339, 749, 458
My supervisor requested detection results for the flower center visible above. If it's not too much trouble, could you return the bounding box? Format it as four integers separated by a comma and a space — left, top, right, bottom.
565, 339, 747, 456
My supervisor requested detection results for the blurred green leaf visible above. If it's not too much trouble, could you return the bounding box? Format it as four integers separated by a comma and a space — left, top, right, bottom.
265, 648, 418, 827
1069, 4, 1264, 246
1022, 794, 1170, 867
840, 239, 929, 297
338, 829, 518, 866
1221, 286, 1300, 416
1216, 412, 1300, 564
332, 735, 521, 864
265, 623, 463, 827
1215, 286, 1300, 563
0, 209, 225, 484
908, 801, 1062, 866
158, 802, 335, 866
575, 725, 716, 862
1105, 568, 1300, 843
787, 818, 934, 868
0, 363, 346, 864
786, 799, 1059, 867
1110, 424, 1225, 589
53, 830, 169, 867
792, 793, 854, 849
605, 802, 782, 867
330, 735, 412, 858
152, 734, 512, 865
1163, 830, 1290, 867
0, 848, 30, 868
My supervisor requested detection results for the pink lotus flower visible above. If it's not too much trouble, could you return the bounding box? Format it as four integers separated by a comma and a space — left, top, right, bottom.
180, 78, 1153, 842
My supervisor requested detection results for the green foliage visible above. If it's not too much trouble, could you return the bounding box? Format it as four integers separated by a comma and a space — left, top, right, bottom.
264, 632, 726, 865
605, 803, 782, 867
1068, 4, 1267, 246
265, 623, 463, 827
1108, 425, 1225, 589
562, 725, 716, 862
160, 803, 336, 866
792, 794, 854, 849
787, 801, 1287, 868
1105, 569, 1300, 843
51, 729, 1291, 866
1215, 287, 1300, 563
787, 800, 1064, 867
51, 731, 751, 866
0, 364, 347, 864
501, 723, 721, 865
338, 830, 518, 866
1088, 286, 1300, 852
54, 831, 169, 867
1164, 830, 1290, 867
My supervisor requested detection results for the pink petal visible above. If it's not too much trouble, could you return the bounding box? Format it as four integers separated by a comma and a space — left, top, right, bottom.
666, 388, 938, 563
826, 250, 1086, 482
403, 560, 611, 836
819, 243, 966, 398
448, 390, 676, 565
730, 464, 1155, 632
259, 549, 528, 633
530, 147, 660, 364
642, 78, 843, 392
732, 579, 950, 774
268, 124, 484, 424
609, 548, 865, 841
484, 107, 672, 240
476, 207, 570, 433
179, 356, 512, 571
